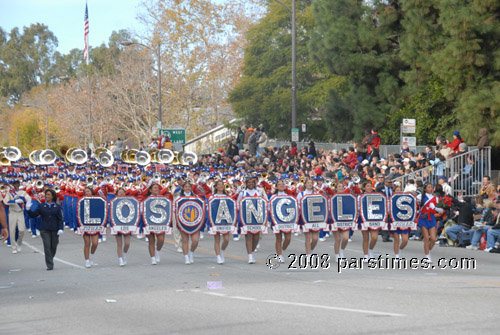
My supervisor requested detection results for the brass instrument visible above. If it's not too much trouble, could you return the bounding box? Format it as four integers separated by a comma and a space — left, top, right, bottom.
261, 172, 269, 180
161, 178, 168, 185
54, 185, 61, 193
106, 176, 113, 183
40, 149, 57, 165
35, 179, 44, 189
4, 146, 22, 161
171, 151, 180, 165
200, 172, 210, 181
156, 149, 175, 164
225, 183, 232, 191
66, 148, 88, 164
126, 149, 139, 164
0, 152, 10, 166
352, 176, 361, 184
135, 151, 151, 166
29, 150, 43, 165
59, 145, 69, 157
86, 176, 95, 185
284, 179, 292, 187
299, 176, 306, 184
95, 147, 114, 167
141, 175, 147, 182
180, 151, 198, 165
153, 173, 161, 182
185, 177, 194, 184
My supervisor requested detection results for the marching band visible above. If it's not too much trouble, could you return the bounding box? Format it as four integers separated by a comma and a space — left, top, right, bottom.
1, 145, 436, 270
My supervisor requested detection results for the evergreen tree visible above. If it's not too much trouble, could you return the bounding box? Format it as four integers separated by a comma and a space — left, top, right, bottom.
310, 0, 407, 142
229, 0, 342, 140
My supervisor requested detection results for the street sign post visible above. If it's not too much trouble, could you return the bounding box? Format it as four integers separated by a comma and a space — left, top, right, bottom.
291, 128, 299, 142
301, 124, 306, 132
402, 136, 417, 147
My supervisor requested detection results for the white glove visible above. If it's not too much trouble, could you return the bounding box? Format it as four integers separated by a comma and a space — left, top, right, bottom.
99, 181, 108, 187
14, 195, 20, 200
15, 199, 24, 204
435, 208, 444, 214
429, 203, 436, 209
57, 230, 64, 236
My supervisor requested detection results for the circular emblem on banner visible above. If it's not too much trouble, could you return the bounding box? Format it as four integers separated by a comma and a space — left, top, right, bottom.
178, 201, 204, 227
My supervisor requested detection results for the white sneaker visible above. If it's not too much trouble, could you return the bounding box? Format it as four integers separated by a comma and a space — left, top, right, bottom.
466, 245, 478, 250
319, 237, 326, 242
119, 258, 125, 267
137, 234, 144, 239
233, 236, 240, 241
363, 255, 369, 262
36, 230, 40, 236
425, 255, 433, 263
32, 235, 36, 238
348, 238, 352, 242
145, 237, 149, 242
220, 251, 225, 263
188, 251, 194, 264
176, 247, 183, 253
151, 257, 157, 265
184, 255, 191, 265
102, 235, 106, 242
85, 260, 91, 268
12, 249, 18, 254
17, 247, 21, 252
484, 248, 492, 252
200, 232, 204, 240
248, 254, 256, 264
335, 254, 340, 262
294, 232, 299, 236
217, 255, 223, 264
278, 255, 285, 263
325, 233, 330, 238
155, 251, 160, 264
123, 253, 127, 265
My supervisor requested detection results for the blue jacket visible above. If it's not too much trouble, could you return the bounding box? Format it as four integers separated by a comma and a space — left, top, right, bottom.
28, 202, 64, 231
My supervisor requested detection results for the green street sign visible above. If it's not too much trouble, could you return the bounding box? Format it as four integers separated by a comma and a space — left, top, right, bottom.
159, 129, 186, 144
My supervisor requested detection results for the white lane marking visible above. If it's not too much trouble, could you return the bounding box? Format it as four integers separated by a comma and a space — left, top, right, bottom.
23, 242, 85, 269
200, 291, 405, 317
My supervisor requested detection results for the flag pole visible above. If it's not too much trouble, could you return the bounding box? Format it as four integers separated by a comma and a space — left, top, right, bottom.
84, 1, 92, 148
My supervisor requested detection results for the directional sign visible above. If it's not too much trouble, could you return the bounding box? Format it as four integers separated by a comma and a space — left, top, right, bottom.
159, 129, 186, 144
402, 119, 416, 134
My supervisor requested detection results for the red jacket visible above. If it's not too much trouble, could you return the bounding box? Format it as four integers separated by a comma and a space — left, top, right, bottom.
447, 138, 464, 154
342, 152, 358, 169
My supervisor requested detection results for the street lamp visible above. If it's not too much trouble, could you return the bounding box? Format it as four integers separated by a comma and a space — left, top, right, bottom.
274, 0, 297, 138
121, 40, 163, 130
23, 103, 49, 148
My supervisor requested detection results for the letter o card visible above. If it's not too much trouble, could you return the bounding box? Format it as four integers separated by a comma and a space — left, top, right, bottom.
269, 195, 299, 233
175, 197, 205, 235
208, 197, 237, 235
238, 196, 268, 235
389, 193, 417, 230
143, 196, 173, 234
300, 194, 329, 232
359, 193, 388, 230
330, 194, 358, 231
77, 196, 108, 235
110, 197, 140, 235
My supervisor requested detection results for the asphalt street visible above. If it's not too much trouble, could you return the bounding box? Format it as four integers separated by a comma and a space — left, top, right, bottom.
1, 228, 499, 335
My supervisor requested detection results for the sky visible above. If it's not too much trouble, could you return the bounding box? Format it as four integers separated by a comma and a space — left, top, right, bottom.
0, 0, 145, 55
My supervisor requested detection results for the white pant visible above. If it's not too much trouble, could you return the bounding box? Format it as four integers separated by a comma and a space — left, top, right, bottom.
9, 211, 25, 249
172, 216, 182, 249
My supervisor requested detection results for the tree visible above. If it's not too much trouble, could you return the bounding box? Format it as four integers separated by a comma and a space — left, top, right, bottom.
310, 0, 407, 142
229, 0, 342, 140
138, 0, 262, 138
0, 24, 59, 103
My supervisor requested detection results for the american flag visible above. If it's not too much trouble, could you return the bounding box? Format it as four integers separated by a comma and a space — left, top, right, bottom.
83, 2, 89, 65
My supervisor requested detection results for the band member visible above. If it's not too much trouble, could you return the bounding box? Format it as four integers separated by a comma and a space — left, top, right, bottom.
210, 180, 230, 264
146, 183, 166, 265
296, 178, 320, 258
3, 180, 29, 253
0, 203, 7, 240
237, 177, 262, 264
178, 181, 201, 264
332, 182, 350, 261
26, 189, 64, 271
114, 187, 131, 267
361, 181, 378, 261
417, 183, 442, 262
81, 187, 99, 268
273, 179, 292, 263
